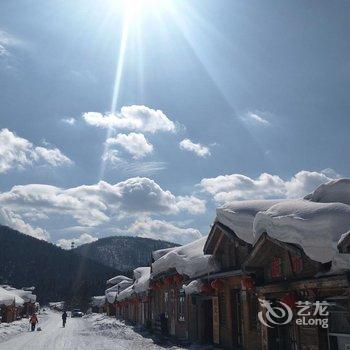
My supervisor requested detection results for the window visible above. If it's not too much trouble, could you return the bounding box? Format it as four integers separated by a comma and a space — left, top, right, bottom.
271, 257, 282, 278
248, 293, 259, 330
178, 289, 185, 322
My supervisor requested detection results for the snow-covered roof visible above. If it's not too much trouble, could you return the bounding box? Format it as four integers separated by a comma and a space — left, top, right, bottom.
105, 292, 117, 304
254, 199, 350, 264
152, 247, 176, 261
216, 200, 282, 244
117, 285, 134, 301
133, 267, 151, 294
5, 288, 36, 303
151, 236, 218, 278
105, 279, 133, 294
0, 287, 24, 307
91, 296, 106, 307
106, 275, 132, 286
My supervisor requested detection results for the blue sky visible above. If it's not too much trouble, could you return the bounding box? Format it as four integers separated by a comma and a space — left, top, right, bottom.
0, 0, 349, 247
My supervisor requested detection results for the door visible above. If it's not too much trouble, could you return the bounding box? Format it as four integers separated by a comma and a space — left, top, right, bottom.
268, 324, 297, 350
232, 291, 243, 347
203, 299, 213, 344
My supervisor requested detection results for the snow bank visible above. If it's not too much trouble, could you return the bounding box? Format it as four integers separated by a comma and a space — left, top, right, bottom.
254, 199, 350, 263
216, 200, 281, 244
117, 285, 134, 302
183, 280, 203, 295
133, 267, 150, 294
0, 287, 24, 307
107, 275, 132, 286
151, 236, 218, 278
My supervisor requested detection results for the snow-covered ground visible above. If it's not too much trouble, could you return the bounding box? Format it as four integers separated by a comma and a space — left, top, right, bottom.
0, 311, 214, 350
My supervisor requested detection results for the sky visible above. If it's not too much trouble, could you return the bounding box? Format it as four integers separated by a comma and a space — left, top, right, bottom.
0, 0, 349, 248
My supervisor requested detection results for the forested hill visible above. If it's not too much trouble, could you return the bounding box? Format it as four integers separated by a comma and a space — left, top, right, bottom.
0, 225, 120, 307
74, 236, 179, 272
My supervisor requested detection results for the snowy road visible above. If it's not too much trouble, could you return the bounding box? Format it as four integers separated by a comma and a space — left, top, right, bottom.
0, 312, 194, 350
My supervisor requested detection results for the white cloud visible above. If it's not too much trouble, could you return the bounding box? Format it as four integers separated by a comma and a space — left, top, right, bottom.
179, 139, 211, 157
0, 128, 72, 173
242, 111, 270, 125
0, 30, 20, 57
0, 208, 49, 240
61, 117, 76, 125
200, 170, 339, 205
127, 217, 202, 245
83, 105, 176, 133
57, 233, 98, 250
0, 177, 205, 228
107, 132, 153, 159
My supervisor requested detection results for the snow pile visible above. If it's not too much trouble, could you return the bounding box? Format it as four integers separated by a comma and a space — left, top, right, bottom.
183, 280, 203, 295
91, 296, 106, 307
49, 301, 65, 310
216, 200, 281, 244
152, 237, 218, 278
117, 285, 134, 302
0, 287, 24, 307
0, 317, 30, 342
133, 267, 151, 294
107, 275, 132, 286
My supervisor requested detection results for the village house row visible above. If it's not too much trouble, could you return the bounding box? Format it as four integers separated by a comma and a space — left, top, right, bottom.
92, 181, 350, 350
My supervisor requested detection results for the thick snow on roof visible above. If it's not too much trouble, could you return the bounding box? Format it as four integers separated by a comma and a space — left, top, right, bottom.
304, 179, 350, 205
152, 247, 176, 261
133, 267, 151, 294
106, 275, 132, 286
183, 280, 203, 295
0, 287, 24, 307
5, 288, 36, 303
254, 199, 350, 263
105, 292, 117, 304
151, 236, 218, 278
117, 285, 134, 301
91, 296, 106, 307
216, 200, 281, 244
105, 279, 133, 294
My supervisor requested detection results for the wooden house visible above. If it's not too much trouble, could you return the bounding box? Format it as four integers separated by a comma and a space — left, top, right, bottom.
244, 232, 350, 350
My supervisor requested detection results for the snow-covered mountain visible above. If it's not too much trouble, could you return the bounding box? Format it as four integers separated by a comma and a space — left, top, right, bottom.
73, 236, 179, 273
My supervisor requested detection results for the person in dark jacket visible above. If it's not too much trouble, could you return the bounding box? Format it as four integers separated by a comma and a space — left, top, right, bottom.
29, 313, 38, 331
62, 311, 68, 327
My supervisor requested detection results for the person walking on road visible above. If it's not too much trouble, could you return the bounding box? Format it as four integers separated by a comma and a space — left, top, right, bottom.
29, 313, 38, 331
62, 311, 68, 328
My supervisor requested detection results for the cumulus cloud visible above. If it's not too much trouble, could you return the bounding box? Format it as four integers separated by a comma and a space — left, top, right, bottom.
57, 233, 98, 250
83, 105, 175, 133
0, 208, 49, 240
241, 111, 270, 125
0, 177, 205, 228
179, 139, 211, 157
107, 133, 153, 159
0, 128, 72, 173
127, 217, 202, 245
61, 117, 76, 125
200, 170, 338, 205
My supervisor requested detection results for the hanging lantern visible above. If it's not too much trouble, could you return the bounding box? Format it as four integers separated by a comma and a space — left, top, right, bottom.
281, 292, 297, 309
201, 282, 213, 294
174, 274, 184, 284
242, 277, 254, 290
211, 279, 224, 290
156, 281, 163, 289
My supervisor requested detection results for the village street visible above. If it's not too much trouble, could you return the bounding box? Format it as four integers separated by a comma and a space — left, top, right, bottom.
0, 311, 205, 350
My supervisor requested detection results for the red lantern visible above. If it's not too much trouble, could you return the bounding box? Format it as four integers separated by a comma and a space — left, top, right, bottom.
281, 292, 297, 309
174, 274, 184, 284
156, 281, 162, 289
211, 279, 224, 290
242, 277, 254, 290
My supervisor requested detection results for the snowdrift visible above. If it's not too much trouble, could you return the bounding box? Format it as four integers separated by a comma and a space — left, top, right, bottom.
151, 236, 218, 278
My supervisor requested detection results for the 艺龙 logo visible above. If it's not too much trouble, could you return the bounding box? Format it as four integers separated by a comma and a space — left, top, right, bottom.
258, 298, 293, 328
